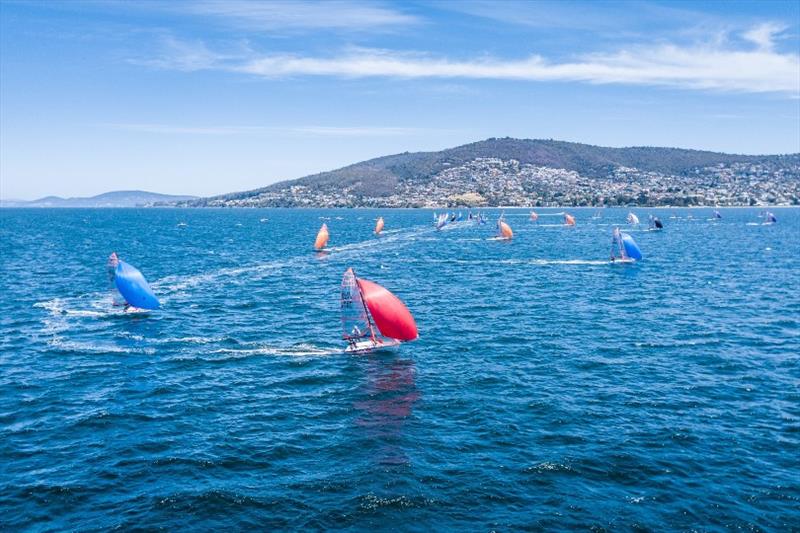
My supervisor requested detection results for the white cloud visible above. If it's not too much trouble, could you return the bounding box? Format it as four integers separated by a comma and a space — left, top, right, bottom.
185, 0, 419, 32
142, 25, 800, 96
741, 22, 786, 51
130, 36, 236, 71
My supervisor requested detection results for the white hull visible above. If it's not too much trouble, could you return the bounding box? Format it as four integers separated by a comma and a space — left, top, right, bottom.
344, 338, 401, 354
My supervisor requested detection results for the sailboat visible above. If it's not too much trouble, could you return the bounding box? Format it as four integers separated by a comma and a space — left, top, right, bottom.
314, 223, 329, 250
374, 217, 384, 235
713, 210, 722, 219
610, 227, 642, 263
436, 213, 448, 230
564, 213, 576, 226
113, 259, 160, 310
592, 209, 602, 219
764, 211, 777, 224
529, 211, 539, 222
497, 217, 513, 239
627, 212, 640, 224
649, 215, 663, 230
341, 268, 418, 354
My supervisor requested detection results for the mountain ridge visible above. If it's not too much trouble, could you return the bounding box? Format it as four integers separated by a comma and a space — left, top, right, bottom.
187, 138, 799, 208
2, 190, 198, 208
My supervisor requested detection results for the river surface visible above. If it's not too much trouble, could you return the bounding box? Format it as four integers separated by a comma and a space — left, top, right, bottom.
1, 207, 798, 530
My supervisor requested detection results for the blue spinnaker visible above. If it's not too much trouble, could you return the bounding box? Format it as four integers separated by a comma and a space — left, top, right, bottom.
621, 233, 643, 260
114, 260, 160, 309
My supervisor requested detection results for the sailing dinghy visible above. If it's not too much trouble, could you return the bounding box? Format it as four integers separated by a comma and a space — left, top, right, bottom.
114, 260, 160, 310
497, 218, 513, 239
314, 223, 330, 250
610, 227, 642, 263
529, 211, 539, 222
564, 213, 576, 226
341, 268, 418, 354
627, 212, 640, 224
374, 217, 385, 235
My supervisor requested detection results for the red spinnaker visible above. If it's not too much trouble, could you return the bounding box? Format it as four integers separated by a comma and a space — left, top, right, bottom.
356, 278, 418, 341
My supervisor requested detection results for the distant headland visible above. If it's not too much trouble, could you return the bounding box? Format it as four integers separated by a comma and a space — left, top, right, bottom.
1, 191, 197, 208
182, 138, 799, 208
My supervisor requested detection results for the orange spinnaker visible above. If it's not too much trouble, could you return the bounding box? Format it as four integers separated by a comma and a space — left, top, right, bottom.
529, 211, 538, 222
357, 278, 418, 341
314, 223, 329, 250
499, 220, 513, 239
374, 217, 384, 235
564, 214, 576, 226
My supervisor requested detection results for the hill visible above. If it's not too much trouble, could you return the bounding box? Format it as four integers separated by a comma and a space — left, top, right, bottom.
2, 190, 198, 208
186, 138, 800, 207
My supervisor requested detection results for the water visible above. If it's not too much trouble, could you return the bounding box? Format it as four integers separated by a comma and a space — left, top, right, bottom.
1, 207, 798, 530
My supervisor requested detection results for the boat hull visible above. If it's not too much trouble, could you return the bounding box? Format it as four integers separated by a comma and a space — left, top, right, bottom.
344, 338, 401, 354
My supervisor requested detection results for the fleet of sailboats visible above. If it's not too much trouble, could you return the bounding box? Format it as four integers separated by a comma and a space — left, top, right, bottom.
103, 207, 783, 351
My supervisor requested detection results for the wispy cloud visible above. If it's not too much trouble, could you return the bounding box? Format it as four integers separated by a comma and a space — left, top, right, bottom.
101, 123, 449, 137
142, 25, 800, 96
183, 0, 420, 32
742, 22, 787, 52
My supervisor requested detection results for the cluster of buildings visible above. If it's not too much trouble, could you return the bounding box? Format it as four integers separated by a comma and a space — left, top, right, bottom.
195, 157, 799, 208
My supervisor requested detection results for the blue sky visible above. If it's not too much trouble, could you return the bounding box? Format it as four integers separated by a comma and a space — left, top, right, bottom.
1, 0, 798, 199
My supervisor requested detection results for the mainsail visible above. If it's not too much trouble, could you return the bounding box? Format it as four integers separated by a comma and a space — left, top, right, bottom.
627, 212, 640, 224
341, 268, 418, 345
564, 213, 576, 226
314, 223, 329, 250
114, 260, 160, 309
374, 217, 385, 235
106, 252, 125, 306
341, 268, 373, 341
529, 211, 538, 222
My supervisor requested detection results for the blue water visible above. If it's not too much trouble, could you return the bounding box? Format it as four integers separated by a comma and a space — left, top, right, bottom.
1, 207, 798, 530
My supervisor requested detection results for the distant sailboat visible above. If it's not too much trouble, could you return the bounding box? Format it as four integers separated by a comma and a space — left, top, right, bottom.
529, 211, 539, 222
113, 259, 160, 310
436, 213, 448, 230
374, 217, 384, 235
592, 209, 602, 219
497, 218, 513, 239
627, 212, 640, 224
765, 211, 777, 224
713, 210, 722, 219
610, 227, 642, 263
564, 213, 576, 226
649, 215, 663, 230
341, 268, 418, 354
314, 223, 329, 250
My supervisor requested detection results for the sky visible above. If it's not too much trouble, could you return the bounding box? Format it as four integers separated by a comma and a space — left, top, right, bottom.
1, 0, 799, 200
